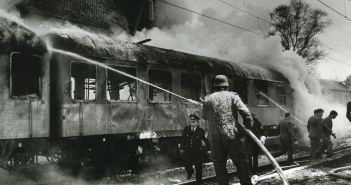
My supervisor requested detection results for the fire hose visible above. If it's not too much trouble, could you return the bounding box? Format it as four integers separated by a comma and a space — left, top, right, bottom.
237, 122, 289, 185
51, 48, 290, 185
329, 166, 351, 180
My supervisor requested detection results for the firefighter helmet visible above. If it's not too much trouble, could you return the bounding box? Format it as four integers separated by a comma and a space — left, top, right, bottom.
213, 75, 229, 87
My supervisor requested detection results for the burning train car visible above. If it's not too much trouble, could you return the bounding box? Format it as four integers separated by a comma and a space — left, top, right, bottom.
0, 15, 306, 173
0, 16, 50, 167
319, 79, 351, 105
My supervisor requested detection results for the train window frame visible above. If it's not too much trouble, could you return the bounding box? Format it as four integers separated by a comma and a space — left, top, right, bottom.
105, 63, 138, 103
70, 61, 97, 102
10, 52, 42, 100
147, 67, 173, 104
180, 71, 202, 103
255, 81, 269, 107
230, 77, 248, 104
276, 85, 287, 106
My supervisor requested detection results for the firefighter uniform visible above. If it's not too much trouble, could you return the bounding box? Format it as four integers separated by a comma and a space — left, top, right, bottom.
181, 124, 208, 184
203, 75, 253, 185
246, 115, 265, 173
316, 111, 338, 157
273, 113, 297, 163
307, 112, 323, 159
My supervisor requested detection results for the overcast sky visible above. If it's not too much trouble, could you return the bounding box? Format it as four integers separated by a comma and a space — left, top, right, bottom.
138, 0, 351, 81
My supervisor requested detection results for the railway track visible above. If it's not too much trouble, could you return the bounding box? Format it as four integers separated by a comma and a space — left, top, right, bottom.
6, 138, 351, 185
176, 142, 351, 185
36, 180, 71, 185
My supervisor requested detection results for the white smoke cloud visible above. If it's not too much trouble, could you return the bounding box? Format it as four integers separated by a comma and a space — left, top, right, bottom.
0, 0, 349, 162
132, 0, 351, 140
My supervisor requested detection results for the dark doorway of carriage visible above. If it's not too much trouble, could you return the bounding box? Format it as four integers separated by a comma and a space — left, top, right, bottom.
10, 53, 41, 98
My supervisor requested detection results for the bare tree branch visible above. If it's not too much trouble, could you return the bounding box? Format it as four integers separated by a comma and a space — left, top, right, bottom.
270, 0, 331, 73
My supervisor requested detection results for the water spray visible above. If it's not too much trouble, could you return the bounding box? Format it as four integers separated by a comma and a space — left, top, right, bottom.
49, 47, 289, 185
49, 47, 201, 106
258, 91, 306, 126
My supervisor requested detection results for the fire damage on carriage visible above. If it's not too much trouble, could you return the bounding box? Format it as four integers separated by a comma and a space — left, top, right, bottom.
0, 1, 351, 185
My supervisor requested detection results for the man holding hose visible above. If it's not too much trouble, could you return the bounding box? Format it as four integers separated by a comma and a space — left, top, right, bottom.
203, 75, 263, 185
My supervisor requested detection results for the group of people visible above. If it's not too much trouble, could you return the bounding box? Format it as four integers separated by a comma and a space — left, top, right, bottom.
178, 74, 343, 185
179, 74, 265, 185
308, 108, 338, 159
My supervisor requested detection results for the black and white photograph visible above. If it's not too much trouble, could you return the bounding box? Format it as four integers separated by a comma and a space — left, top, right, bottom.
1, 0, 351, 184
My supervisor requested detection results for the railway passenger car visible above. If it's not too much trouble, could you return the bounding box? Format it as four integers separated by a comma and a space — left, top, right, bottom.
0, 15, 294, 172
44, 29, 293, 170
0, 17, 50, 167
319, 79, 351, 104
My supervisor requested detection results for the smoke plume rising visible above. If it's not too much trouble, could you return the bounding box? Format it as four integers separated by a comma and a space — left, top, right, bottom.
131, 0, 350, 141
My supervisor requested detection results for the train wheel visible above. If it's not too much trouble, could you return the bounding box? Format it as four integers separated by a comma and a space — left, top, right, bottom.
12, 153, 35, 167
0, 140, 16, 170
46, 147, 63, 163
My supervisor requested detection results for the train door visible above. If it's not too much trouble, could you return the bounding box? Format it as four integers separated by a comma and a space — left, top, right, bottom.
105, 62, 139, 134
4, 52, 49, 139
145, 67, 179, 132
179, 72, 203, 128
68, 61, 105, 136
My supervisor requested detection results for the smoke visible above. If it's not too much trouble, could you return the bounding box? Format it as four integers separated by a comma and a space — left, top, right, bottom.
0, 164, 91, 185
0, 1, 350, 182
0, 0, 22, 13
132, 0, 351, 142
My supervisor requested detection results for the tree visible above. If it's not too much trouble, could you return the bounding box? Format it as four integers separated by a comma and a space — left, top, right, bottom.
269, 0, 331, 71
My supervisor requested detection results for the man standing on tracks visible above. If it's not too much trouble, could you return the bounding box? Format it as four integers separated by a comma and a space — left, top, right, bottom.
272, 113, 297, 163
247, 113, 266, 174
203, 74, 254, 185
307, 108, 324, 159
316, 110, 338, 158
180, 113, 208, 184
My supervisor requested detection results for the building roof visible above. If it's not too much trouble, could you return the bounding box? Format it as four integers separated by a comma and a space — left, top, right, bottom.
319, 79, 350, 92
20, 0, 129, 30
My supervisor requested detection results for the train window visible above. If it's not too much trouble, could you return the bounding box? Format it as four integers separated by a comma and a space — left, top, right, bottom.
181, 73, 201, 101
70, 62, 96, 101
276, 86, 286, 105
10, 53, 41, 98
106, 66, 137, 101
148, 69, 172, 102
256, 81, 269, 106
232, 79, 248, 104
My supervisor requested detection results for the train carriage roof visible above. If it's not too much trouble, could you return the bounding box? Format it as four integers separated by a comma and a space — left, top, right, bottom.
0, 17, 46, 54
45, 30, 288, 83
319, 79, 351, 92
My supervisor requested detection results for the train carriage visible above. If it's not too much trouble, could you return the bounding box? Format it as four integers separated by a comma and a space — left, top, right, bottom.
0, 17, 50, 166
44, 29, 294, 168
0, 15, 296, 172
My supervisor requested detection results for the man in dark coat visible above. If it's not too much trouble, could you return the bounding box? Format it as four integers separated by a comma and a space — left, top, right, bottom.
273, 113, 297, 163
316, 110, 338, 158
203, 74, 253, 185
180, 113, 208, 184
246, 113, 266, 173
307, 108, 324, 159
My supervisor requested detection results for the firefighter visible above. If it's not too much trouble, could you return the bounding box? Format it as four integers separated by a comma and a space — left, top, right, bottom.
203, 74, 254, 185
247, 113, 266, 173
180, 113, 208, 184
307, 108, 324, 159
316, 110, 338, 158
272, 113, 297, 163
